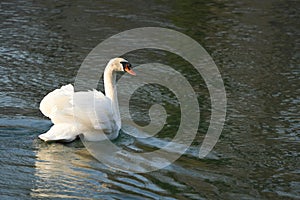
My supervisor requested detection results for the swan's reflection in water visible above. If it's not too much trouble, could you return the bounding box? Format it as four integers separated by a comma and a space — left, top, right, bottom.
31, 142, 108, 199
30, 139, 170, 199
31, 138, 225, 199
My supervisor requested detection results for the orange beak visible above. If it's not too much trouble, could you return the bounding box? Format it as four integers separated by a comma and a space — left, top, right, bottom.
125, 67, 136, 76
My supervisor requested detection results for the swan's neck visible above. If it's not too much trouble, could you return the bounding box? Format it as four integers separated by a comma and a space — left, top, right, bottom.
104, 66, 121, 128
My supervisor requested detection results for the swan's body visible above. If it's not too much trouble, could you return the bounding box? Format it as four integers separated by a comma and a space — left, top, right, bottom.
39, 58, 135, 142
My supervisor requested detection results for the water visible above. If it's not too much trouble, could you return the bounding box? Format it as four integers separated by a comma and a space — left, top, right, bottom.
1, 0, 299, 199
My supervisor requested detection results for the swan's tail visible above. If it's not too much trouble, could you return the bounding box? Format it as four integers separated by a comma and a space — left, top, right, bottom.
39, 123, 80, 142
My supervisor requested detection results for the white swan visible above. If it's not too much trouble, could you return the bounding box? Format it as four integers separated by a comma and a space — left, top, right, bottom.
38, 57, 136, 142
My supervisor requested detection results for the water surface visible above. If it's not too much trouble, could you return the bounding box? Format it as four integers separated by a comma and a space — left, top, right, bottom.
0, 0, 299, 199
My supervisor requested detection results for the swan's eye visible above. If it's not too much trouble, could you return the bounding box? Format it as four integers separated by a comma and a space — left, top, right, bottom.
121, 61, 136, 75
121, 61, 131, 71
126, 63, 132, 69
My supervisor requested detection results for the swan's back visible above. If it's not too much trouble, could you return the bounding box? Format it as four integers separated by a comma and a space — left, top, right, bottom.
73, 90, 118, 132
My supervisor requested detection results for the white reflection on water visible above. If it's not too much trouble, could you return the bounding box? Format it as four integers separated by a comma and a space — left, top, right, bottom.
30, 138, 171, 199
31, 143, 110, 199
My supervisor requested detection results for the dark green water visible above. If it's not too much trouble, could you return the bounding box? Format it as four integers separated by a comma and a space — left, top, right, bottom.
0, 0, 299, 199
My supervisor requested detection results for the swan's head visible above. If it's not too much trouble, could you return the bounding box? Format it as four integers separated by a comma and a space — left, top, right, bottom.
109, 57, 136, 76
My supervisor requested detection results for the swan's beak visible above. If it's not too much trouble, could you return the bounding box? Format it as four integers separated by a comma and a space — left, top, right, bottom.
125, 67, 136, 76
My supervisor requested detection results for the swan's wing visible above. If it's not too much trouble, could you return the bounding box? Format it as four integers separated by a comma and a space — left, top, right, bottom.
39, 86, 119, 142
73, 90, 118, 132
39, 84, 74, 124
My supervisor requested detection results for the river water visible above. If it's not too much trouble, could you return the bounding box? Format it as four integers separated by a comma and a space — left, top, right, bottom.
0, 0, 299, 199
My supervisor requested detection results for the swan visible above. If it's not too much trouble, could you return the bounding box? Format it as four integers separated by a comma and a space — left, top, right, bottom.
38, 57, 136, 142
